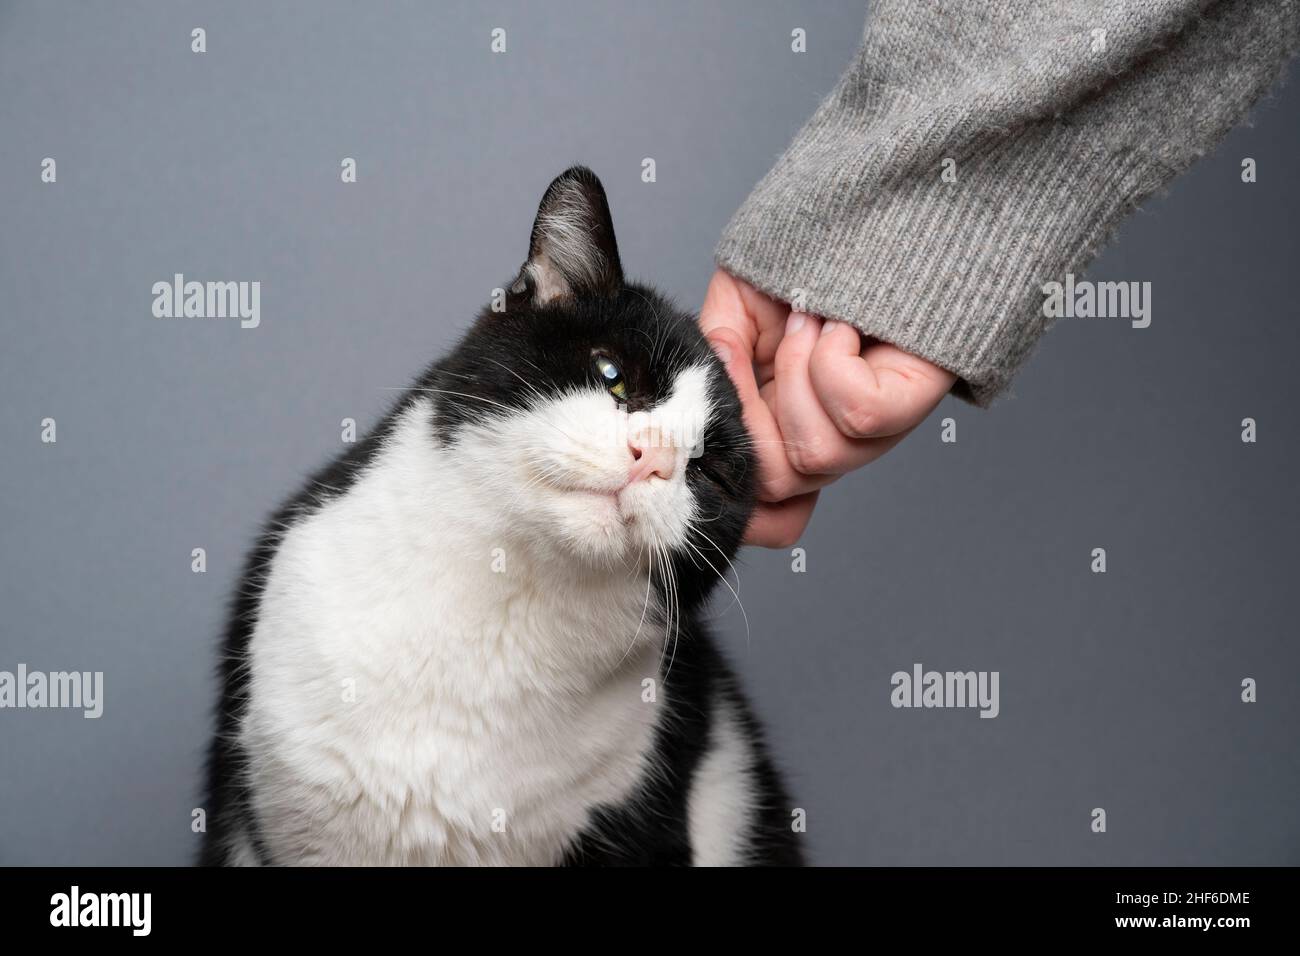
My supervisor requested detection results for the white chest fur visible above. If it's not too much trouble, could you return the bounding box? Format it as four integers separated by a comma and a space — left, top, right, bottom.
240, 400, 665, 865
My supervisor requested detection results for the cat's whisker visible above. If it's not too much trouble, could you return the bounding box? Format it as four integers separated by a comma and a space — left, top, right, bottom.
614, 541, 656, 669
416, 377, 590, 447
666, 556, 683, 685
684, 533, 750, 655
482, 356, 550, 406
687, 524, 743, 601
649, 535, 683, 687
648, 539, 669, 673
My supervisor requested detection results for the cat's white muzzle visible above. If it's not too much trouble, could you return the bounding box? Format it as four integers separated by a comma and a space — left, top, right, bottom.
459, 368, 713, 566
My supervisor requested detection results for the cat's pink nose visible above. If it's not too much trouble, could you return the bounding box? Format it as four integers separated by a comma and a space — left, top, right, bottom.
627, 428, 675, 483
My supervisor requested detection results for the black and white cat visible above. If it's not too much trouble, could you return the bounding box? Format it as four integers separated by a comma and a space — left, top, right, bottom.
201, 167, 802, 866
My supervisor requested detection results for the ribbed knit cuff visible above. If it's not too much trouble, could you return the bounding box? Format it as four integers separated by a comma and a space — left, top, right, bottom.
716, 124, 1167, 407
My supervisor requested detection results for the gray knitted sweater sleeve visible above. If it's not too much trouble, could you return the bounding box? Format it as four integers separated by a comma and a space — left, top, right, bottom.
715, 0, 1300, 405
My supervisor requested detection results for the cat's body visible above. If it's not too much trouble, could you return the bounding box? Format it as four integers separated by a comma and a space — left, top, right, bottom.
201, 168, 802, 866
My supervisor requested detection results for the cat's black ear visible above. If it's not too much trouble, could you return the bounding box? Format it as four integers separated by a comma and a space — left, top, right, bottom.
509, 166, 623, 306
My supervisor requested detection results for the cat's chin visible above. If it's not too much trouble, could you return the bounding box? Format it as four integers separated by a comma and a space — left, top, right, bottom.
528, 482, 689, 568
546, 493, 640, 565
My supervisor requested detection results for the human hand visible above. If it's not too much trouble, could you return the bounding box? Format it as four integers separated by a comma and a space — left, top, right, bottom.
700, 269, 956, 547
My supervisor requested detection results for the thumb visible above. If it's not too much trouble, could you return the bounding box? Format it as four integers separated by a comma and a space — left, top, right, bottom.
699, 279, 782, 476
705, 327, 760, 409
707, 325, 818, 502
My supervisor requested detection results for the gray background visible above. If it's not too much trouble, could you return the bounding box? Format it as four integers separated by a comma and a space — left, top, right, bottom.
1, 0, 1296, 866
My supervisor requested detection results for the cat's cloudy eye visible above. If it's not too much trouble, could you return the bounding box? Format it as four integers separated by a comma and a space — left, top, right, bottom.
593, 353, 628, 402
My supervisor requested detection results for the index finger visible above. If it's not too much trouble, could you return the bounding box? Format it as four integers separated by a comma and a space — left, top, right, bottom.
699, 270, 788, 377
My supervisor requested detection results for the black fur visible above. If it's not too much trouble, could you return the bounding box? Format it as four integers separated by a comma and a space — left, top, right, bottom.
561, 629, 803, 866
201, 167, 803, 866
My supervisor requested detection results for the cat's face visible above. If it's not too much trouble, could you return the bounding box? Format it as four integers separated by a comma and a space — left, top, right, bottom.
425, 167, 754, 607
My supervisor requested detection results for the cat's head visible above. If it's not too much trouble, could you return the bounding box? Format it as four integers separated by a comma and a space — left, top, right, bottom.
426, 167, 754, 608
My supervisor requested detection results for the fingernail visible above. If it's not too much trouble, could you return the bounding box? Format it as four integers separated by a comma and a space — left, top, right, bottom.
786, 313, 806, 335
820, 320, 837, 337
712, 340, 732, 365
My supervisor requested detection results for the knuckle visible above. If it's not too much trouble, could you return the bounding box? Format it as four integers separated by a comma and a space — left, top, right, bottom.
837, 399, 882, 438
705, 328, 739, 355
788, 437, 836, 475
761, 473, 800, 501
